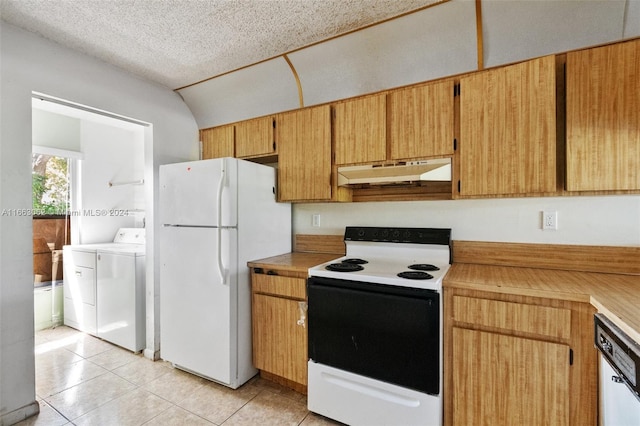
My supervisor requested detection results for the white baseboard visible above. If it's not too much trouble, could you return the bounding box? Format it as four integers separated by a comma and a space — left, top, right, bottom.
1, 400, 40, 426
143, 348, 160, 361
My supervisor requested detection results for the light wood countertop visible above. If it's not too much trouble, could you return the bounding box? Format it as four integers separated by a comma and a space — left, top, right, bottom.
444, 263, 640, 344
247, 252, 341, 274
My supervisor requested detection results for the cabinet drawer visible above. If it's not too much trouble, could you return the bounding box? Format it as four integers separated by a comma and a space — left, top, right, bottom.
452, 296, 571, 339
252, 273, 306, 300
66, 250, 96, 269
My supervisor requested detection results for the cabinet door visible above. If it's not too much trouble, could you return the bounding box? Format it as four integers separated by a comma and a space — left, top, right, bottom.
235, 116, 276, 158
388, 79, 455, 160
452, 327, 570, 425
459, 56, 557, 196
276, 105, 332, 202
566, 39, 640, 191
252, 293, 308, 385
201, 125, 234, 159
334, 95, 386, 165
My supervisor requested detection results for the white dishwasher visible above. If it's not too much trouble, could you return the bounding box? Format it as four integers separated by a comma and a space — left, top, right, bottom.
594, 314, 640, 425
64, 228, 145, 352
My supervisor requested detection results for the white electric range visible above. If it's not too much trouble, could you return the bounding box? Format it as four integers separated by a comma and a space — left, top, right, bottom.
307, 226, 451, 426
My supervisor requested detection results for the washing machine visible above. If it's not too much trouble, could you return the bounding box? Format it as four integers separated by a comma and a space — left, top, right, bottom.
63, 228, 146, 352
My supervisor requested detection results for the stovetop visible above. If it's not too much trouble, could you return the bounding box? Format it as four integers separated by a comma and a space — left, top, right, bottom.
308, 227, 451, 290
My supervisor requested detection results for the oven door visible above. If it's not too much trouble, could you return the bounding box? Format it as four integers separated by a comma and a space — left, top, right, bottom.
308, 276, 440, 395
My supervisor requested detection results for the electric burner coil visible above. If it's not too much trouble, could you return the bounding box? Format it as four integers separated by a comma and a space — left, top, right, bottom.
397, 271, 434, 280
408, 264, 440, 271
325, 263, 364, 272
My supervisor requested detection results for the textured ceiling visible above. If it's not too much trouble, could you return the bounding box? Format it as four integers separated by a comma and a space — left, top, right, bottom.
0, 0, 442, 89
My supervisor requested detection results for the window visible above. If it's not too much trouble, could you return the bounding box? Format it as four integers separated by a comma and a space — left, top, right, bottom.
32, 153, 70, 216
32, 152, 72, 288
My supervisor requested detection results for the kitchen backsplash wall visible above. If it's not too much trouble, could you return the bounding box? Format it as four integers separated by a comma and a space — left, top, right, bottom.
294, 196, 640, 246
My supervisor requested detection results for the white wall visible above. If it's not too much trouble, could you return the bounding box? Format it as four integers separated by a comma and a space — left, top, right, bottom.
32, 109, 81, 152
179, 57, 299, 128
294, 196, 640, 246
481, 0, 627, 68
76, 120, 143, 243
0, 22, 198, 425
288, 0, 477, 107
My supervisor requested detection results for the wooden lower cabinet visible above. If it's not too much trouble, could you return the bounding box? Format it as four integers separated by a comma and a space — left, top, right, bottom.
444, 288, 597, 426
251, 269, 308, 392
452, 328, 570, 425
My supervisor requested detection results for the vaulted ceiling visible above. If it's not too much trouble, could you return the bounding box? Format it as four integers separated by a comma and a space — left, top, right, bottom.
0, 0, 442, 89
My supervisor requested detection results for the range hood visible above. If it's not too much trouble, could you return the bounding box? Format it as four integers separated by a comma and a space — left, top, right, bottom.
337, 158, 451, 187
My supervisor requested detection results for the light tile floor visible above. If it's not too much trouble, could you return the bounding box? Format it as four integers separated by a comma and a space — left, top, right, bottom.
18, 326, 341, 425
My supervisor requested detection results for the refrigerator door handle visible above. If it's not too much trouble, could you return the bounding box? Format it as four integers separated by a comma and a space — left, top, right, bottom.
216, 159, 227, 285
216, 158, 226, 228
217, 227, 228, 285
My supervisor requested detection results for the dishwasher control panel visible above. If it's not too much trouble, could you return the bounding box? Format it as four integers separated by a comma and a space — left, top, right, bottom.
595, 313, 640, 401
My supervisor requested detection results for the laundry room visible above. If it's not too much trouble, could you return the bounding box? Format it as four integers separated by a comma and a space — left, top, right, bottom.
31, 98, 146, 331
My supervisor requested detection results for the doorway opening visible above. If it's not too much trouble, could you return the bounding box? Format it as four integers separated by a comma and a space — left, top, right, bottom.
31, 93, 149, 331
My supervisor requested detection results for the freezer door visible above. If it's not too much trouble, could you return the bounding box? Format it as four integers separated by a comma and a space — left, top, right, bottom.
160, 226, 238, 385
159, 158, 238, 227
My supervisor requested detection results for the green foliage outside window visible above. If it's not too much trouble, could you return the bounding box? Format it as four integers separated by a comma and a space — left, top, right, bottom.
32, 154, 70, 215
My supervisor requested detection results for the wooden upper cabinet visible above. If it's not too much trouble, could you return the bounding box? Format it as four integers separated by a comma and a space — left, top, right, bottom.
334, 94, 386, 165
458, 55, 558, 197
566, 39, 640, 191
200, 125, 234, 159
276, 105, 333, 202
388, 79, 455, 160
235, 116, 276, 159
334, 81, 455, 167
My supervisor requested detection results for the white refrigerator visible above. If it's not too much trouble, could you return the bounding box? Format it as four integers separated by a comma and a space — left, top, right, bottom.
159, 157, 291, 388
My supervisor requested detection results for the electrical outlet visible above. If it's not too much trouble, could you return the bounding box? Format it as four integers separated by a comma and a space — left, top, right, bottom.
542, 211, 558, 230
312, 214, 321, 227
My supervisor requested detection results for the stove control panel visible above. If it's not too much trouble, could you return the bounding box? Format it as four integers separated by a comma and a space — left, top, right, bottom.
344, 226, 450, 245
594, 313, 640, 401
